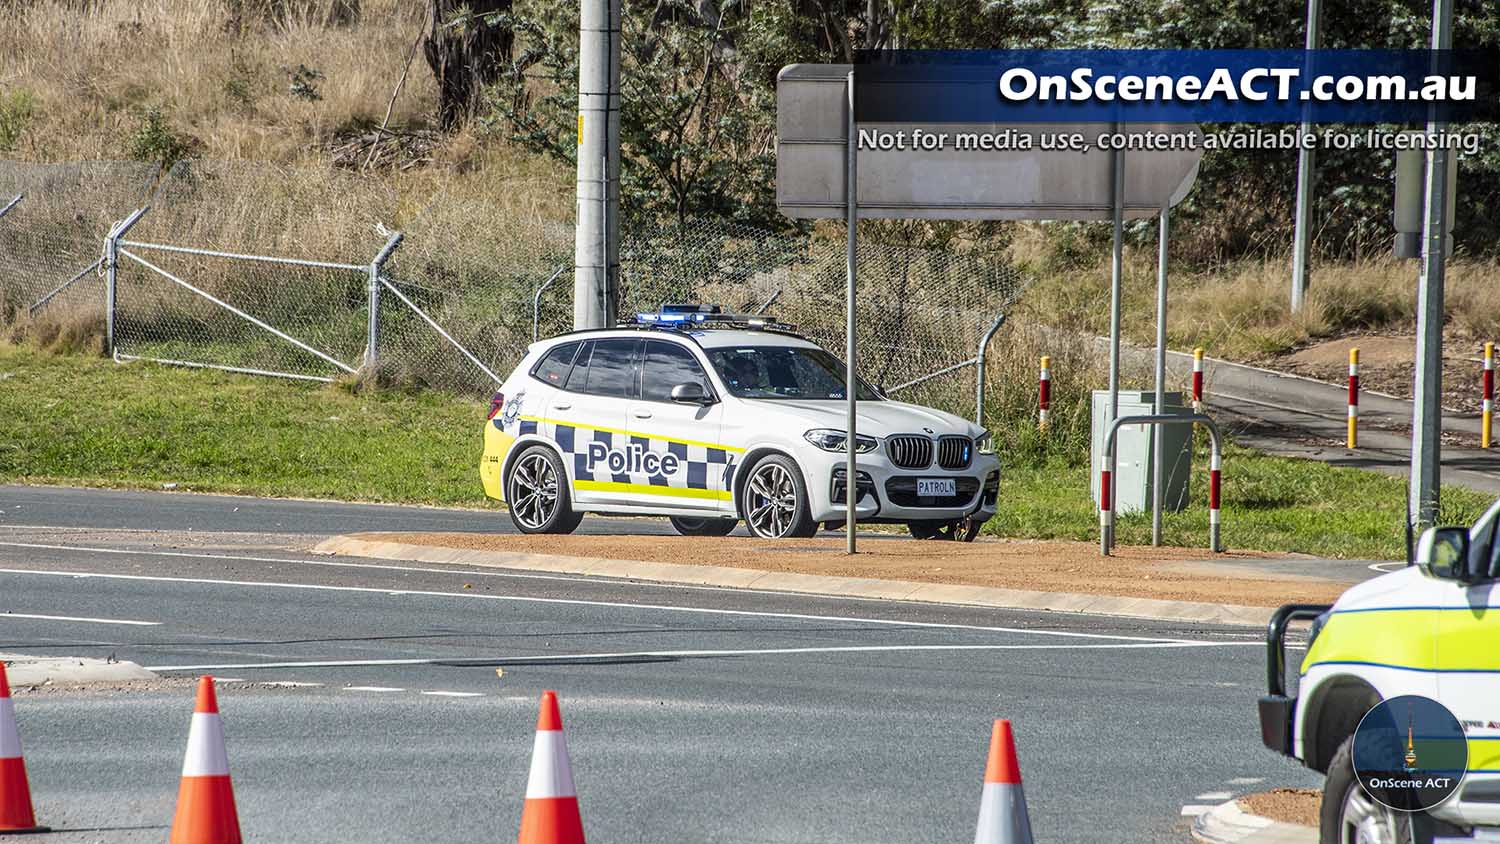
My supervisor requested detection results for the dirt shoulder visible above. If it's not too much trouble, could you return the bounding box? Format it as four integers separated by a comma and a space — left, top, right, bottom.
352, 532, 1347, 608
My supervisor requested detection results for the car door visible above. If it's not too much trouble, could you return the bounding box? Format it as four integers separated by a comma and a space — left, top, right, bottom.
550, 337, 640, 509
619, 339, 732, 514
1438, 510, 1500, 812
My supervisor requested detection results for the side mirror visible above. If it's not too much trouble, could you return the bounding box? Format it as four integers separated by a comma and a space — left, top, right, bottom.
670, 382, 712, 405
1416, 526, 1470, 580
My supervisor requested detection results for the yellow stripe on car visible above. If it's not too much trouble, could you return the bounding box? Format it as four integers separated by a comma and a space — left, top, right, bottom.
1301, 609, 1440, 674
573, 479, 735, 501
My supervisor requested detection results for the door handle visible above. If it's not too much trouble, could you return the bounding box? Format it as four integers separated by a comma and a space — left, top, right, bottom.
553, 403, 572, 411
632, 410, 653, 419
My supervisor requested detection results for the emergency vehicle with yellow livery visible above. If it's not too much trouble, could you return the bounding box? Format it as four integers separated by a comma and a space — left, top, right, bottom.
1260, 498, 1500, 843
480, 305, 1000, 540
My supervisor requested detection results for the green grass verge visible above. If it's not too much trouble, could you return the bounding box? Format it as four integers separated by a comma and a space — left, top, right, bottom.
991, 451, 1490, 560
0, 344, 1490, 558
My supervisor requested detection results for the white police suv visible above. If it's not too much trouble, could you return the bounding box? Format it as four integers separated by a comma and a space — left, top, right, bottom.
480, 305, 1000, 540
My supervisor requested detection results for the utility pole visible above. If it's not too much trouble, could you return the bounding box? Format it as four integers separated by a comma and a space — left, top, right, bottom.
1409, 0, 1453, 530
1289, 0, 1321, 313
574, 0, 620, 329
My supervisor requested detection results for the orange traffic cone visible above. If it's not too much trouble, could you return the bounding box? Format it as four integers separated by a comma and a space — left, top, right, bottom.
974, 719, 1034, 844
0, 662, 48, 835
170, 677, 242, 844
518, 690, 584, 844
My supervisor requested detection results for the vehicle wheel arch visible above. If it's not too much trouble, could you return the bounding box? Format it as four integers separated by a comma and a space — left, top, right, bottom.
1304, 675, 1381, 773
733, 446, 805, 520
500, 435, 569, 491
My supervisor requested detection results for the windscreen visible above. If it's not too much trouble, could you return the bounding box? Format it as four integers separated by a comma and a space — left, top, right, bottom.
706, 345, 881, 401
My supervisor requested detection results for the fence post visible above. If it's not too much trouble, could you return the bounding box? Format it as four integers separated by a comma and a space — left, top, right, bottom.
367, 232, 405, 372
104, 206, 151, 358
973, 314, 1005, 426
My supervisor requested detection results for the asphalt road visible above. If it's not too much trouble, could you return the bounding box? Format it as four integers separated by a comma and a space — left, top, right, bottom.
0, 485, 1323, 843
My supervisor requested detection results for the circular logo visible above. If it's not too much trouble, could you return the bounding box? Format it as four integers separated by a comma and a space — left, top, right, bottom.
1352, 695, 1468, 812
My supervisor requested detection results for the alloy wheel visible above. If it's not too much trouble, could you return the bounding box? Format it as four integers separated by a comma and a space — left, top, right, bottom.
745, 462, 798, 538
509, 452, 559, 530
1340, 783, 1404, 844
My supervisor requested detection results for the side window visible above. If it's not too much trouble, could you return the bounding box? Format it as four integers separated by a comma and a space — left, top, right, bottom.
530, 342, 580, 387
570, 338, 639, 398
641, 340, 711, 402
564, 341, 594, 392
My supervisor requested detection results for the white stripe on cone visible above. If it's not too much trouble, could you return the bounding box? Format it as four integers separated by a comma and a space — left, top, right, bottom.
525, 730, 576, 799
0, 700, 21, 759
975, 782, 1034, 844
181, 713, 230, 777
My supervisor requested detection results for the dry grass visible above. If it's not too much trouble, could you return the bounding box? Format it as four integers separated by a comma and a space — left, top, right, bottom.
1010, 223, 1500, 360
1, 0, 433, 164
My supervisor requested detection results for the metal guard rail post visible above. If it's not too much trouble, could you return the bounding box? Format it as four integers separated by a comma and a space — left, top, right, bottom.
1100, 412, 1223, 556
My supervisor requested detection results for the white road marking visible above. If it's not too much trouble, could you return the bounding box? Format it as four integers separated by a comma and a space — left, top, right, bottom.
0, 612, 160, 626
143, 639, 1258, 672
211, 678, 246, 683
1195, 791, 1233, 801
343, 686, 404, 693
1368, 561, 1404, 573
1180, 805, 1218, 817
260, 681, 322, 688
421, 691, 484, 698
1226, 777, 1265, 786
0, 565, 1215, 645
0, 540, 894, 604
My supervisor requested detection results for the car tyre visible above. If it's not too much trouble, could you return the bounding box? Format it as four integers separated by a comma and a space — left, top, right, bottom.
907, 517, 982, 542
669, 516, 738, 537
1320, 735, 1433, 844
505, 445, 583, 535
740, 454, 818, 539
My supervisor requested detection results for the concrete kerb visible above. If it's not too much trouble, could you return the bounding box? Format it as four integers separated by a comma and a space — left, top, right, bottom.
1191, 800, 1316, 844
1, 652, 157, 686
312, 535, 1276, 627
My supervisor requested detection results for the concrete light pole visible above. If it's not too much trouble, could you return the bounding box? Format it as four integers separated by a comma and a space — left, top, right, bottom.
574, 0, 621, 329
1409, 0, 1454, 529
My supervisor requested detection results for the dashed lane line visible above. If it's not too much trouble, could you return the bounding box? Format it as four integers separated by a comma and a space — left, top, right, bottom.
0, 612, 160, 626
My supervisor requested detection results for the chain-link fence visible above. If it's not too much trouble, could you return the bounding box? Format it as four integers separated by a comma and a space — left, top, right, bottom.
0, 159, 1030, 418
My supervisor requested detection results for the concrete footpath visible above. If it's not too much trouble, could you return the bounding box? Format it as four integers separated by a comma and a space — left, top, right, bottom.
314, 534, 1341, 627
1191, 800, 1315, 844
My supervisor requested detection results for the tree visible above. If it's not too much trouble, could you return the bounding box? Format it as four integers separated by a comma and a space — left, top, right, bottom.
426, 0, 516, 130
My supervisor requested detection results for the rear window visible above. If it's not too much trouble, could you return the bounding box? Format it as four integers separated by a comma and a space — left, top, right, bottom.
530, 341, 580, 386
565, 338, 640, 398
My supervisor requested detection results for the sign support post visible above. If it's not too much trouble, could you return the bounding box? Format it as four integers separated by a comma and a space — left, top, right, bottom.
845, 70, 859, 555
1152, 206, 1170, 546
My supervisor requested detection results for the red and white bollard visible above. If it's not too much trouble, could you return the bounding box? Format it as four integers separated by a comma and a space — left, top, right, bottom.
1191, 348, 1205, 412
1098, 465, 1113, 555
1483, 342, 1494, 449
1038, 356, 1051, 431
1209, 450, 1222, 552
1347, 348, 1359, 449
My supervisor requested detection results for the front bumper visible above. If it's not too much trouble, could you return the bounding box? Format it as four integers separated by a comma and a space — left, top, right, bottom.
804, 449, 1001, 523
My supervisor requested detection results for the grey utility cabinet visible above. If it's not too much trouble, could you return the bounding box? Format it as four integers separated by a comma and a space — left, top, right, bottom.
1090, 390, 1193, 515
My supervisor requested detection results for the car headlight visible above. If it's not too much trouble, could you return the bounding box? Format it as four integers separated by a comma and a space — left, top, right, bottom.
803, 429, 878, 454
975, 431, 995, 454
